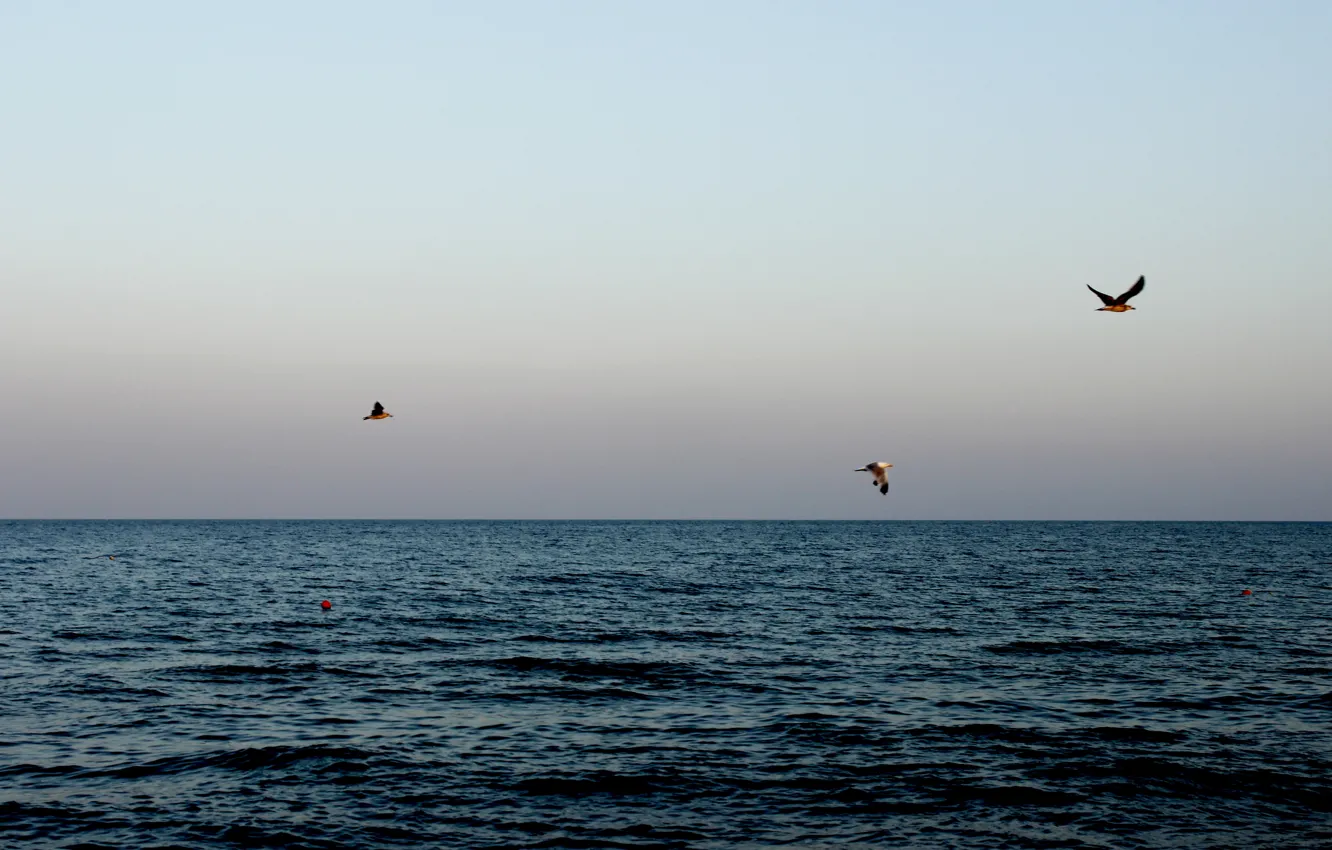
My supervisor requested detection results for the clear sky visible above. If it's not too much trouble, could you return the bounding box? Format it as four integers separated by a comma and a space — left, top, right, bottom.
2, 0, 1329, 519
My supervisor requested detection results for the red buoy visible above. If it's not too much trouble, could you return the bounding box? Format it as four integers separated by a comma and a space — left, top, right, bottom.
321, 599, 332, 609
1240, 589, 1253, 596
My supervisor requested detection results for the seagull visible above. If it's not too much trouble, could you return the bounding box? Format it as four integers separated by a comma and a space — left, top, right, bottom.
363, 401, 393, 421
1088, 275, 1145, 312
854, 462, 893, 495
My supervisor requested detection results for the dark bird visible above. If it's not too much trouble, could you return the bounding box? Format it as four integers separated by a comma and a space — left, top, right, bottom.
363, 401, 393, 421
1088, 275, 1145, 312
854, 462, 893, 495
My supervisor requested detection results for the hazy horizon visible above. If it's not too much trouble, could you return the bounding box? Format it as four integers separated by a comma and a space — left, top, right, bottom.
4, 519, 1330, 524
3, 1, 1330, 521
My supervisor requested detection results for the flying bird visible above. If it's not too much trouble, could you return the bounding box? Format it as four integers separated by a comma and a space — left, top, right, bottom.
1088, 275, 1146, 312
855, 462, 893, 495
363, 401, 393, 421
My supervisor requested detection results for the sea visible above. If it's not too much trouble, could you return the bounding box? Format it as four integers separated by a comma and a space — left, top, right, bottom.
1, 520, 1329, 849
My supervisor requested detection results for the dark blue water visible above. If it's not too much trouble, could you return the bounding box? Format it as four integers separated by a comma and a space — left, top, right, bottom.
2, 521, 1330, 849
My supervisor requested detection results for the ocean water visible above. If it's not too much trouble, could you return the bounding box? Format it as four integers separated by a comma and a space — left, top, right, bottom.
1, 521, 1329, 849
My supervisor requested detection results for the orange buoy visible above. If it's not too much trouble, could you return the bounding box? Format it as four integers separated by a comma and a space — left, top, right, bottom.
1240, 589, 1253, 596
320, 600, 332, 610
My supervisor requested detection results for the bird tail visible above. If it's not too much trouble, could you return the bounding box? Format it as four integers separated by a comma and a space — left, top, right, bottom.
880, 483, 889, 495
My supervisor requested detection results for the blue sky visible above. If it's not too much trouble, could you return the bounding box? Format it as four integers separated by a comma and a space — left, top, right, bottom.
2, 1, 1329, 518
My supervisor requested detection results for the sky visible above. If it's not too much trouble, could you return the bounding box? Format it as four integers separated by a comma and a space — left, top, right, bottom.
2, 0, 1330, 519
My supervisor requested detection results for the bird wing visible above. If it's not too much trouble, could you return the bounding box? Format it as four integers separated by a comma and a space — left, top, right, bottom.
1115, 275, 1146, 304
371, 402, 384, 415
1087, 285, 1116, 306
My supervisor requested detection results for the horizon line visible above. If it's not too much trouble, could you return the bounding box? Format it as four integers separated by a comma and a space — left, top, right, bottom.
2, 517, 1328, 524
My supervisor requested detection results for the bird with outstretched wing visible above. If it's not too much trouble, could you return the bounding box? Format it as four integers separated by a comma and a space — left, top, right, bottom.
1088, 276, 1146, 312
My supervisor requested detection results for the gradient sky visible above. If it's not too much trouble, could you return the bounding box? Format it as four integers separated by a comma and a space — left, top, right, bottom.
2, 0, 1330, 519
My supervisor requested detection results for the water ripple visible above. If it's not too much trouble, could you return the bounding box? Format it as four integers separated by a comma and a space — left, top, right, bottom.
1, 520, 1330, 848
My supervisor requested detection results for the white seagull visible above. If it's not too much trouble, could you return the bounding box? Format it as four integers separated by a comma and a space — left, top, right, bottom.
854, 462, 893, 495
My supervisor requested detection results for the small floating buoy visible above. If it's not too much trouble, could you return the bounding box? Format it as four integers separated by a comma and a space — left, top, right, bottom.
108, 556, 114, 560
320, 600, 332, 610
1240, 589, 1253, 596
